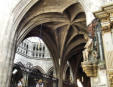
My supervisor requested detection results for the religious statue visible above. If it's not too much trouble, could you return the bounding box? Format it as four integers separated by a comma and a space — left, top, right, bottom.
82, 36, 93, 61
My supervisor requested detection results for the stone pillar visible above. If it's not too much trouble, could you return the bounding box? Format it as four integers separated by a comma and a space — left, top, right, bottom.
56, 63, 63, 87
58, 78, 63, 87
94, 4, 113, 87
58, 71, 63, 87
0, 40, 16, 87
0, 22, 17, 87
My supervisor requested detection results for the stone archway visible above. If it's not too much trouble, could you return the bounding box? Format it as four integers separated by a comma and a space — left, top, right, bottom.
0, 0, 88, 87
47, 66, 54, 75
33, 65, 46, 74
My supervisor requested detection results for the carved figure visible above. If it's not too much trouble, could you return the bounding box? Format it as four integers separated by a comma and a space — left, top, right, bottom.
82, 37, 93, 61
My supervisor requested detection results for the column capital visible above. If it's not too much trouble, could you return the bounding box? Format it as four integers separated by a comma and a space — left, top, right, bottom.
94, 5, 113, 33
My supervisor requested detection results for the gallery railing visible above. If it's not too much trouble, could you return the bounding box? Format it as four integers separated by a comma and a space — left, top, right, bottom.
10, 63, 58, 87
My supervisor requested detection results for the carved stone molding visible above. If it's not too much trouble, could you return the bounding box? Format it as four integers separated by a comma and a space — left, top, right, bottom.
81, 61, 98, 77
104, 5, 113, 22
94, 5, 113, 33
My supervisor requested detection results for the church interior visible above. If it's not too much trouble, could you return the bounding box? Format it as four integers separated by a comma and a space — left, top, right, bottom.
0, 0, 113, 87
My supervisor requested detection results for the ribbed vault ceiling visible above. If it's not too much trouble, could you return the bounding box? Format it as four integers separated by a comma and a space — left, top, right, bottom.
17, 0, 87, 75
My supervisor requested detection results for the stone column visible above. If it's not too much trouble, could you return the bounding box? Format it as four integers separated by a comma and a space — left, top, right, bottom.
0, 19, 17, 87
0, 38, 16, 87
94, 4, 113, 87
58, 67, 63, 87
58, 78, 63, 87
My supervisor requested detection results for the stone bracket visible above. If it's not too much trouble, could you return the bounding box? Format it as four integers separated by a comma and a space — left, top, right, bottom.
81, 61, 98, 77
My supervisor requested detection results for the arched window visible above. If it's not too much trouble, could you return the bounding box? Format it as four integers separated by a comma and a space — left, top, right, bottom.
36, 53, 38, 57
42, 53, 44, 57
24, 43, 26, 47
43, 46, 45, 51
26, 45, 28, 54
39, 47, 41, 51
37, 45, 38, 50
27, 45, 28, 49
39, 53, 41, 57
33, 46, 35, 51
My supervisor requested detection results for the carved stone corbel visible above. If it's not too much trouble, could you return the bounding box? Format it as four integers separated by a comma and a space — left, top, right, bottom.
81, 61, 98, 77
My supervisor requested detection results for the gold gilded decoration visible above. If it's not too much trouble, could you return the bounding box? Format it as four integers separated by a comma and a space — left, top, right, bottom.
81, 61, 98, 77
108, 71, 113, 87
